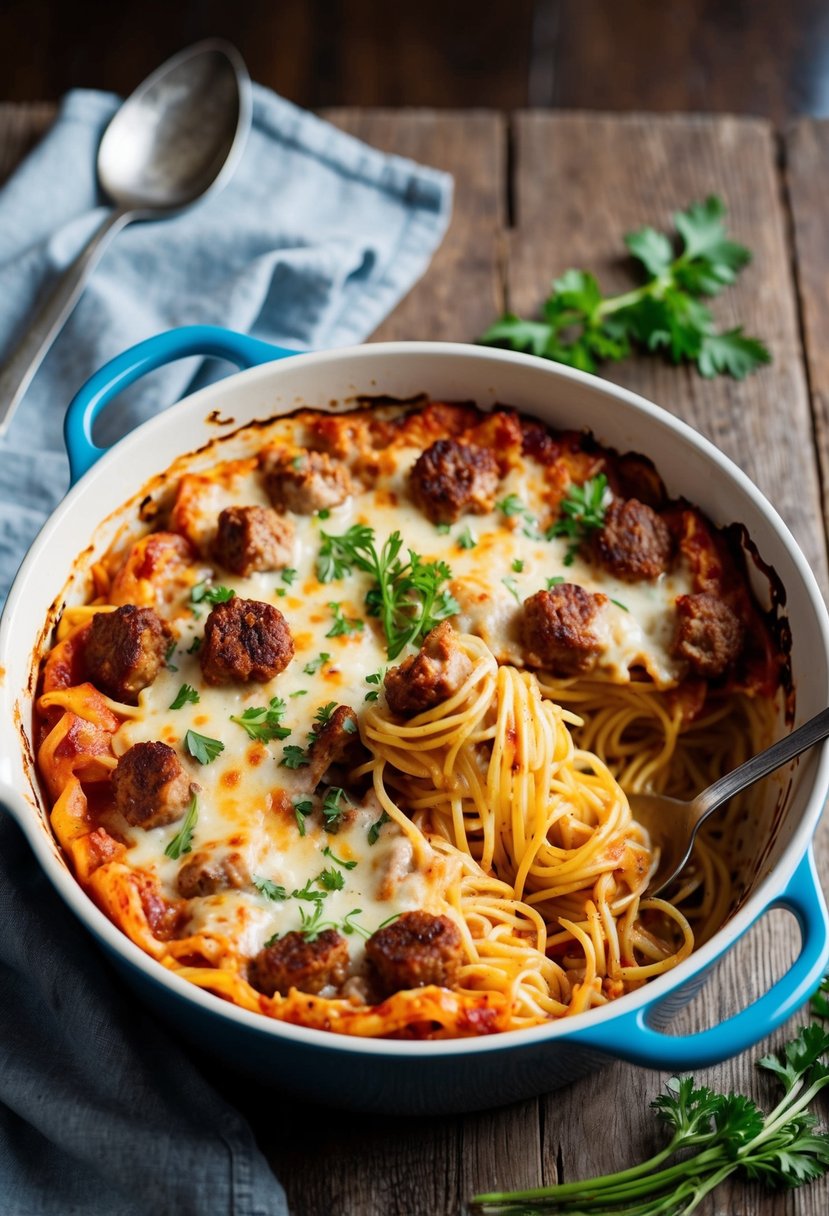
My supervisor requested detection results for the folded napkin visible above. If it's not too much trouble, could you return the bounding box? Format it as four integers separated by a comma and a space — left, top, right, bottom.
0, 83, 452, 1215
0, 83, 452, 603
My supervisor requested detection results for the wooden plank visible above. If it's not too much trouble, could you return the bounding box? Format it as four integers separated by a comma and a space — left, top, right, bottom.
324, 108, 507, 343
786, 119, 829, 550
509, 111, 828, 1215
549, 0, 827, 124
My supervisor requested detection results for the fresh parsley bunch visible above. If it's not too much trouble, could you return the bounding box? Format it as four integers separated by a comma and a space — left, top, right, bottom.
469, 1021, 829, 1215
480, 196, 771, 380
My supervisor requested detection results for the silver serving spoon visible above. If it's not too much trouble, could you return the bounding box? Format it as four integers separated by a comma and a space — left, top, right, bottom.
632, 705, 829, 897
0, 39, 251, 439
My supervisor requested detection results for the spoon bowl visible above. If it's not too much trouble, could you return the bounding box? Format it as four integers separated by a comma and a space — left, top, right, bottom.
0, 39, 251, 437
98, 40, 250, 213
632, 704, 829, 897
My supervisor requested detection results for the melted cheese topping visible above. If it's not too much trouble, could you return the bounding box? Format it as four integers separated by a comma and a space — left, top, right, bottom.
110, 410, 694, 976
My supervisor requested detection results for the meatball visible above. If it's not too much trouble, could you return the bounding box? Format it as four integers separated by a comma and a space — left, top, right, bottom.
199, 597, 294, 685
212, 505, 294, 577
111, 741, 193, 830
247, 929, 349, 997
521, 584, 608, 675
84, 604, 172, 703
307, 704, 362, 785
591, 498, 673, 582
409, 438, 500, 524
261, 448, 353, 514
384, 622, 472, 717
365, 911, 463, 997
672, 592, 745, 678
176, 848, 251, 899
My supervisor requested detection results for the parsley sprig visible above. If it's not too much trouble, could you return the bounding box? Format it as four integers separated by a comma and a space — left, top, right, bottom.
480, 196, 771, 380
547, 474, 610, 565
190, 581, 235, 616
230, 696, 291, 742
169, 683, 199, 710
469, 1022, 829, 1215
184, 729, 224, 765
164, 795, 198, 860
326, 601, 364, 639
317, 525, 459, 660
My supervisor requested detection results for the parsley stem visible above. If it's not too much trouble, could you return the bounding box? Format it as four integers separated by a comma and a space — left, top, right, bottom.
595, 275, 671, 318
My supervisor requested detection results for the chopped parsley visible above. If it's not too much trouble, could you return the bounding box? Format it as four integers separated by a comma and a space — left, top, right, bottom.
340, 908, 371, 939
230, 696, 291, 742
501, 575, 521, 604
314, 701, 337, 727
164, 795, 198, 859
611, 597, 630, 612
368, 810, 391, 845
495, 494, 540, 539
252, 876, 288, 901
546, 575, 565, 589
280, 744, 310, 770
496, 493, 528, 518
316, 867, 345, 892
164, 640, 178, 672
280, 567, 298, 586
546, 474, 610, 565
511, 558, 525, 572
289, 689, 308, 698
323, 845, 357, 870
303, 653, 330, 676
321, 786, 350, 833
326, 601, 364, 638
364, 668, 384, 702
457, 526, 477, 550
435, 522, 451, 535
184, 730, 224, 765
169, 683, 200, 710
190, 581, 235, 608
292, 878, 327, 904
293, 797, 313, 835
187, 636, 202, 654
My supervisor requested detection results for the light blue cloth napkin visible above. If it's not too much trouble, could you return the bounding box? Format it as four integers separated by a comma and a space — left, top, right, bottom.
0, 83, 452, 603
0, 83, 452, 1216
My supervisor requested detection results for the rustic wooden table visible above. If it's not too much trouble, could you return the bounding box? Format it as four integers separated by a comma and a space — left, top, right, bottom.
3, 104, 829, 1216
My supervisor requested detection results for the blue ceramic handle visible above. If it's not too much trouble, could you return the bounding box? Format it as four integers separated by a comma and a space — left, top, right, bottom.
64, 325, 296, 484
572, 846, 829, 1069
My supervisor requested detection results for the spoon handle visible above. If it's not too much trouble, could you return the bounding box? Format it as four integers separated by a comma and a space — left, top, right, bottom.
0, 207, 132, 440
695, 704, 829, 820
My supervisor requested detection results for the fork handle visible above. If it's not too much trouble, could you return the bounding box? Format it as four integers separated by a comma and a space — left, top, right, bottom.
695, 704, 829, 819
0, 206, 132, 441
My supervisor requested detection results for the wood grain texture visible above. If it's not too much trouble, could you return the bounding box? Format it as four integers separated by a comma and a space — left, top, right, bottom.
324, 109, 507, 342
549, 0, 829, 123
786, 119, 829, 547
2, 103, 828, 1216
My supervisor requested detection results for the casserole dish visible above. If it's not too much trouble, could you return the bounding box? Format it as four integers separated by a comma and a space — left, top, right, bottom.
2, 326, 828, 1114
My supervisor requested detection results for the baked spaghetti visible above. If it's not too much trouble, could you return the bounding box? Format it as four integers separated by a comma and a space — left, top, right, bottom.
33, 401, 785, 1038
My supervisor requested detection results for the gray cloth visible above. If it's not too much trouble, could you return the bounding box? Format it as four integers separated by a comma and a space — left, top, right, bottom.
0, 82, 452, 1214
0, 815, 287, 1216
